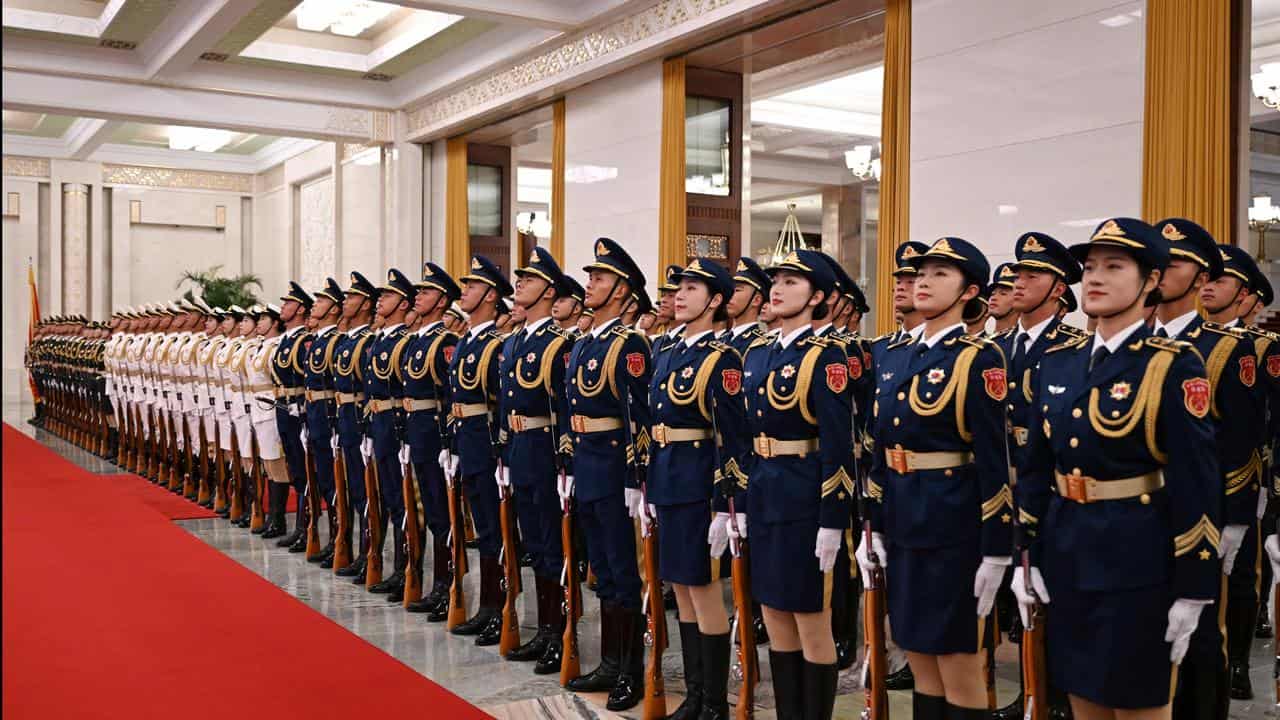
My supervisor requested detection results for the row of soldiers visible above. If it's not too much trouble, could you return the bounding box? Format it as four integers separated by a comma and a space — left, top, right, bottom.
24, 216, 1280, 720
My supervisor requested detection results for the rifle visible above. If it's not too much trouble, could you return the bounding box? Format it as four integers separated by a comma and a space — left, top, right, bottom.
853, 395, 889, 720
303, 441, 322, 557
115, 398, 129, 466
364, 448, 385, 586
1004, 408, 1046, 720
402, 454, 424, 606
213, 417, 228, 514
196, 417, 211, 505
550, 396, 582, 686
167, 407, 183, 492
249, 430, 266, 532
131, 403, 144, 474
488, 401, 522, 656
443, 420, 469, 629
182, 411, 197, 500
332, 447, 353, 571
620, 380, 665, 720
229, 420, 245, 523
710, 394, 756, 719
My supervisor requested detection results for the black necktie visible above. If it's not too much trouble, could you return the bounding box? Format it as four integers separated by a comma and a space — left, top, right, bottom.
1090, 346, 1111, 372
1011, 332, 1029, 371
1155, 326, 1169, 339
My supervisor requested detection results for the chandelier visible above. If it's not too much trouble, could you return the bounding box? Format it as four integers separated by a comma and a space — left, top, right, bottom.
1253, 63, 1280, 109
1250, 196, 1280, 262
296, 1, 395, 37
845, 144, 881, 182
771, 203, 805, 266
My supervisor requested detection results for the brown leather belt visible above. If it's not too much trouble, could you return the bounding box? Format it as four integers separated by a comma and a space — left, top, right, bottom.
335, 391, 365, 405
451, 402, 489, 419
366, 398, 400, 414
305, 389, 334, 402
884, 447, 974, 474
570, 415, 622, 434
753, 435, 818, 458
402, 398, 440, 413
1055, 470, 1164, 504
652, 424, 712, 446
509, 413, 553, 432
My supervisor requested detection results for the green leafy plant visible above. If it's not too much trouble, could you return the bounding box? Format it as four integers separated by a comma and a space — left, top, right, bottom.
176, 265, 262, 309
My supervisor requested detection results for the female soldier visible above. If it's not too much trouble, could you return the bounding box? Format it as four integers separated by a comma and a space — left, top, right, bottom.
245, 304, 291, 538
647, 259, 748, 720
1012, 218, 1220, 718
741, 249, 851, 720
855, 237, 1010, 720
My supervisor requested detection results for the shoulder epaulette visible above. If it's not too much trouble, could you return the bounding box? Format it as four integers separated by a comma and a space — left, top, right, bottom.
993, 327, 1016, 339
872, 332, 894, 343
955, 334, 996, 349
887, 335, 914, 350
1046, 334, 1090, 354
747, 336, 772, 350
609, 323, 634, 339
707, 339, 740, 360
800, 335, 829, 348
1144, 336, 1191, 353
1202, 321, 1246, 339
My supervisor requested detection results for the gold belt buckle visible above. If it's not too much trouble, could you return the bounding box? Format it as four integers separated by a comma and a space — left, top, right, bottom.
753, 435, 773, 458
887, 447, 909, 474
570, 415, 586, 434
1064, 472, 1089, 503
653, 424, 668, 446
510, 412, 525, 433
451, 403, 464, 419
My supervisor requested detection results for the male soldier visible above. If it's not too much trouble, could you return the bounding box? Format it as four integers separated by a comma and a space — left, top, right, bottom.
653, 264, 682, 336
273, 283, 312, 547
301, 278, 345, 561
331, 273, 378, 575
1056, 286, 1078, 322
1153, 225, 1262, 718
988, 263, 1020, 336
553, 275, 586, 333
400, 263, 460, 618
443, 256, 512, 643
563, 238, 653, 711
577, 308, 595, 335
361, 270, 415, 598
496, 248, 575, 670
722, 257, 771, 357
445, 306, 468, 335
195, 308, 227, 508
174, 300, 207, 499
870, 242, 930, 362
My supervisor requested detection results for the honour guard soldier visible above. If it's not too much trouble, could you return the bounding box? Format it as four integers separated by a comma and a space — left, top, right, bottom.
273, 283, 312, 545
495, 248, 575, 669
723, 257, 771, 356
361, 270, 415, 597
553, 275, 586, 333
742, 249, 851, 720
443, 257, 511, 642
444, 305, 468, 335
653, 264, 683, 336
1012, 218, 1220, 715
193, 308, 225, 508
856, 238, 1011, 720
964, 289, 990, 337
213, 307, 246, 519
175, 300, 208, 499
988, 263, 1020, 337
228, 307, 262, 525
651, 258, 749, 720
1057, 286, 1078, 321
332, 272, 378, 576
246, 304, 290, 535
870, 242, 931, 367
400, 263, 460, 617
1253, 272, 1280, 651
301, 279, 345, 561
563, 239, 653, 711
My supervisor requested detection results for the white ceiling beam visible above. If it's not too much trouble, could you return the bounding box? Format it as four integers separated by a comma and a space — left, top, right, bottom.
751, 154, 851, 187
138, 0, 264, 79
385, 0, 583, 31
66, 118, 122, 160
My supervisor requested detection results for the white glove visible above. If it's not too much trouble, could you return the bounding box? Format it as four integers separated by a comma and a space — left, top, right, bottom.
495, 464, 510, 488
708, 513, 730, 557
360, 436, 373, 461
398, 443, 410, 465
444, 453, 459, 478
300, 427, 309, 448
289, 405, 300, 417
854, 531, 888, 576
974, 557, 1012, 617
1010, 565, 1051, 627
815, 527, 842, 572
728, 513, 747, 541
557, 474, 575, 503
1166, 598, 1209, 664
1266, 534, 1280, 579
1220, 524, 1248, 575
438, 449, 450, 471
1258, 486, 1269, 521
329, 434, 339, 453
624, 488, 645, 518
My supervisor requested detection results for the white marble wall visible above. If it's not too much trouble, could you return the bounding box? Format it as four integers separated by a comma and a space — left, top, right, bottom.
910, 0, 1147, 293
300, 175, 336, 292
564, 61, 664, 288
341, 155, 384, 280
2, 178, 41, 404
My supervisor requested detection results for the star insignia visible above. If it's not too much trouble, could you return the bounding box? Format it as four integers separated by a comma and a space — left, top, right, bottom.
927, 368, 946, 384
1109, 381, 1131, 401
1198, 549, 1211, 560
587, 358, 599, 371
466, 353, 475, 364
680, 366, 694, 379
526, 352, 537, 363
881, 371, 894, 381
780, 364, 796, 379
1001, 513, 1011, 523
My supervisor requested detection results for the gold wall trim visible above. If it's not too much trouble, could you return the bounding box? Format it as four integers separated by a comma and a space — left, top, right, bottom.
3, 156, 51, 178
551, 99, 566, 265
407, 0, 733, 136
215, 205, 227, 228
101, 163, 253, 194
659, 57, 687, 276
875, 0, 910, 335
445, 137, 470, 278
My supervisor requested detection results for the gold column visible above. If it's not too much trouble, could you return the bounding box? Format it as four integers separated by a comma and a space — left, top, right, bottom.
876, 0, 911, 335
659, 57, 687, 274
551, 99, 566, 265
1141, 0, 1238, 244
445, 137, 470, 277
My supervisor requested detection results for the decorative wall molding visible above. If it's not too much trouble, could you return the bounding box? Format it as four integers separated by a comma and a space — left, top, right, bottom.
299, 177, 336, 293
3, 155, 51, 178
101, 164, 253, 193
405, 0, 734, 137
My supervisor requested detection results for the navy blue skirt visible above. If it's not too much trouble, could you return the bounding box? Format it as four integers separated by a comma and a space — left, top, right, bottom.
886, 540, 983, 655
656, 501, 722, 586
1047, 582, 1175, 709
751, 517, 830, 613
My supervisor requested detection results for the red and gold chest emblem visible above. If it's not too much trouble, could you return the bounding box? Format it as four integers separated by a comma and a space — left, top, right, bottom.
443, 346, 455, 364
1109, 381, 1131, 401
721, 369, 742, 395
626, 352, 645, 378
1268, 354, 1280, 378
825, 362, 848, 393
847, 354, 863, 380
982, 367, 1007, 401
1240, 355, 1256, 387
1182, 377, 1211, 418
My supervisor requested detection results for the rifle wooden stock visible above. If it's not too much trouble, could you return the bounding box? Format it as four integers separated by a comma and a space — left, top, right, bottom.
498, 478, 522, 656
1022, 596, 1048, 720
332, 450, 353, 571
213, 422, 228, 513
249, 433, 266, 532
642, 520, 666, 720
159, 409, 172, 486
560, 492, 582, 686
1274, 579, 1279, 704
304, 446, 322, 557
182, 417, 197, 499
863, 562, 890, 720
167, 411, 183, 492
229, 425, 245, 521
115, 404, 129, 466
148, 406, 161, 481
985, 607, 998, 710
365, 458, 384, 586
402, 460, 424, 606
196, 420, 211, 504
129, 405, 143, 473
97, 396, 109, 457
730, 537, 757, 720
446, 468, 468, 629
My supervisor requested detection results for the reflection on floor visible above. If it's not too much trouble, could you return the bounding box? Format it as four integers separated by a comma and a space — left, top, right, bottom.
5, 401, 1276, 720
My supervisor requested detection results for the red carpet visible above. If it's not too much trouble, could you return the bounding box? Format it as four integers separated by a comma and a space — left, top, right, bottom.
2, 424, 488, 720
104, 474, 219, 520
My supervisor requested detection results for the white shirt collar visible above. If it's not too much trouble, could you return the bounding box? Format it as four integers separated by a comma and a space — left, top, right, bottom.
347, 323, 369, 337
591, 317, 619, 338
1154, 309, 1198, 340
282, 324, 305, 338
1222, 318, 1239, 328
379, 322, 404, 336
776, 325, 809, 349
1017, 314, 1054, 346
315, 323, 337, 337
665, 323, 686, 339
524, 316, 553, 337
684, 329, 714, 347
468, 320, 494, 340
416, 321, 441, 337
731, 321, 757, 338
906, 323, 926, 341
814, 322, 833, 336
920, 323, 965, 348
1091, 318, 1148, 356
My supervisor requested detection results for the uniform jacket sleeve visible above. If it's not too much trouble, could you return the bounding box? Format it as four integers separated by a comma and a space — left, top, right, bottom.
709, 347, 749, 513
1217, 336, 1264, 526
968, 343, 1013, 558
813, 343, 854, 530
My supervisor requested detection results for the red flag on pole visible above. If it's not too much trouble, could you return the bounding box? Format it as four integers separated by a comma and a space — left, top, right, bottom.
27, 259, 41, 405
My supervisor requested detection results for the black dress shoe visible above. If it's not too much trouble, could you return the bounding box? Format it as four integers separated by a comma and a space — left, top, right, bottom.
884, 664, 914, 690
992, 693, 1024, 720
251, 525, 267, 535
606, 671, 642, 711
368, 571, 404, 594
336, 558, 366, 578
519, 552, 535, 568
287, 534, 307, 553
534, 637, 563, 675
475, 611, 504, 646
426, 600, 450, 623
406, 594, 441, 614
452, 608, 496, 637
319, 551, 336, 569
835, 639, 855, 671
276, 528, 300, 547
1048, 703, 1073, 720
388, 584, 405, 603
1230, 660, 1254, 700
1257, 606, 1273, 638
350, 568, 368, 585
506, 627, 551, 662
753, 612, 769, 645
262, 524, 285, 540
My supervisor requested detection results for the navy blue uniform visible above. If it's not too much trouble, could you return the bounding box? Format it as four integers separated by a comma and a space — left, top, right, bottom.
360, 324, 409, 531
564, 318, 652, 609
741, 329, 852, 613
303, 325, 339, 503
399, 322, 456, 543
1017, 328, 1221, 708
332, 325, 373, 518
272, 326, 309, 494
647, 332, 749, 585
996, 317, 1087, 467
448, 322, 505, 558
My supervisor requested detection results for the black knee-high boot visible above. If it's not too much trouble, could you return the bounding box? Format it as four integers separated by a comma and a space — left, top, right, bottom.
700, 631, 731, 720
913, 693, 947, 720
800, 659, 837, 720
262, 483, 289, 539
668, 622, 704, 720
769, 650, 804, 720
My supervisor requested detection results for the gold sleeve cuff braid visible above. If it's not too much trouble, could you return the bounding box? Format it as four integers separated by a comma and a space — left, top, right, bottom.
981, 485, 1013, 522
716, 457, 749, 490
821, 467, 854, 498
1225, 451, 1262, 496
1173, 515, 1222, 558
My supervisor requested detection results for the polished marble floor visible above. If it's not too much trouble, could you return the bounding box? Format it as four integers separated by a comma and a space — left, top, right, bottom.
6, 400, 1279, 719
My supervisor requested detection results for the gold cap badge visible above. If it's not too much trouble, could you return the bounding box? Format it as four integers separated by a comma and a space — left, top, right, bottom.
931, 238, 955, 254
1092, 219, 1124, 241
736, 259, 748, 272
596, 240, 609, 255
471, 258, 482, 270
1162, 223, 1186, 241
1021, 236, 1047, 253
900, 245, 920, 260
